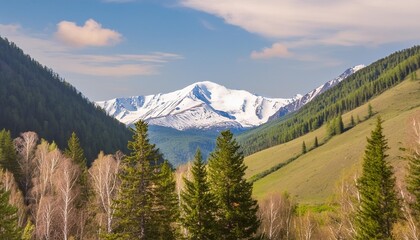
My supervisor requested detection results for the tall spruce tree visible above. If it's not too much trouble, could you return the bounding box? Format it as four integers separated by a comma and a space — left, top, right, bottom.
153, 161, 179, 239
355, 117, 400, 239
110, 120, 162, 239
0, 187, 22, 240
64, 132, 89, 207
181, 149, 216, 239
302, 141, 307, 154
208, 130, 260, 239
0, 130, 19, 182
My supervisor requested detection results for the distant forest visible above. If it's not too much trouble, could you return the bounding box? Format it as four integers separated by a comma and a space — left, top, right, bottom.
238, 45, 420, 156
0, 37, 131, 162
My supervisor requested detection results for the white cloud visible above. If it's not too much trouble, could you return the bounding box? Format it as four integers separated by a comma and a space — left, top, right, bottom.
251, 43, 291, 59
181, 0, 420, 46
56, 19, 122, 47
0, 23, 182, 77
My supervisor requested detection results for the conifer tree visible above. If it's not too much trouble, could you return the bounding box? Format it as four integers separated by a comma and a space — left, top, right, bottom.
314, 137, 319, 148
355, 117, 400, 239
64, 132, 89, 209
368, 103, 373, 118
181, 149, 216, 239
0, 130, 19, 181
336, 115, 344, 134
208, 130, 260, 239
0, 187, 22, 240
350, 115, 355, 127
110, 120, 162, 239
302, 141, 307, 154
153, 161, 179, 239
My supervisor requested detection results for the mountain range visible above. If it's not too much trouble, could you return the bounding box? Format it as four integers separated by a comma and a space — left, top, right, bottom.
96, 65, 365, 131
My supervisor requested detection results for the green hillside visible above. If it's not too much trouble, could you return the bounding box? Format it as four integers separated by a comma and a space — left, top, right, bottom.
238, 46, 420, 156
246, 71, 420, 204
0, 37, 132, 163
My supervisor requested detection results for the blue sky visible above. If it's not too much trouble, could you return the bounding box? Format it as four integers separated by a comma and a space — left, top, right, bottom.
1, 0, 419, 101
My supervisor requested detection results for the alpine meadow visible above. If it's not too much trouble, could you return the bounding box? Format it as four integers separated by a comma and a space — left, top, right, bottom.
1, 1, 420, 239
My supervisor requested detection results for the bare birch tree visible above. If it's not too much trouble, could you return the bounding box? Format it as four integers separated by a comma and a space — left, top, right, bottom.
14, 131, 38, 199
89, 151, 120, 234
258, 192, 295, 240
55, 157, 80, 240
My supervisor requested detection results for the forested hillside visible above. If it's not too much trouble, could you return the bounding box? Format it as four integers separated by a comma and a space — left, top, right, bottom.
238, 46, 420, 156
0, 37, 131, 162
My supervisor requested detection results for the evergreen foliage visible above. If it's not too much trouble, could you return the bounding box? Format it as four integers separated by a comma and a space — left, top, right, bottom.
64, 132, 90, 208
368, 103, 374, 118
110, 120, 163, 239
153, 161, 179, 239
0, 130, 19, 181
355, 117, 400, 239
0, 37, 131, 163
327, 115, 344, 137
302, 141, 307, 154
314, 137, 319, 148
208, 130, 260, 239
181, 149, 217, 239
239, 46, 420, 155
0, 187, 22, 240
350, 115, 355, 127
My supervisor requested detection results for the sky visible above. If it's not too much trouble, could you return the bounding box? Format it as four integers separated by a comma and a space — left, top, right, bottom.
1, 0, 419, 101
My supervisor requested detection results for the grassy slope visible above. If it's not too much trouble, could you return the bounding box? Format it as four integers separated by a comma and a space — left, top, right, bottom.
247, 72, 420, 204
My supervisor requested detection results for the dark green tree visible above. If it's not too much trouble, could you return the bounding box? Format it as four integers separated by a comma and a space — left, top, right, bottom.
110, 120, 162, 239
64, 132, 90, 208
0, 187, 23, 240
181, 149, 216, 239
314, 137, 319, 148
355, 117, 400, 239
350, 115, 355, 127
0, 130, 19, 181
153, 161, 179, 239
302, 141, 307, 154
368, 103, 373, 118
336, 115, 344, 134
208, 130, 260, 239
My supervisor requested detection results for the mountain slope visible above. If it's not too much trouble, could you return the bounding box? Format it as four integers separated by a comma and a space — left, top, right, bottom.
268, 65, 365, 120
0, 37, 131, 163
96, 81, 295, 130
247, 72, 420, 203
238, 46, 420, 156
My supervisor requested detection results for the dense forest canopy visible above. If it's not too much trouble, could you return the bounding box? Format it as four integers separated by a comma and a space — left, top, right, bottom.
0, 37, 131, 163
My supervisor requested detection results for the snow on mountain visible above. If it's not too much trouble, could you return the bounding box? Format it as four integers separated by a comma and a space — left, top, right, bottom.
268, 65, 365, 121
96, 81, 296, 130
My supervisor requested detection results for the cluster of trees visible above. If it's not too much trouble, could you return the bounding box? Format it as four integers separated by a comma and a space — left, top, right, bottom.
239, 46, 420, 156
0, 37, 131, 162
254, 117, 420, 239
1, 114, 420, 240
0, 121, 261, 239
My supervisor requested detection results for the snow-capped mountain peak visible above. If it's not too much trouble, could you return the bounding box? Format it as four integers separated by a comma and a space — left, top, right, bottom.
268, 65, 365, 120
97, 65, 364, 130
96, 81, 295, 130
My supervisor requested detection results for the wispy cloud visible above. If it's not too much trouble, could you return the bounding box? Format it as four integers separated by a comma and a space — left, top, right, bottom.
0, 23, 182, 77
56, 19, 122, 47
200, 20, 216, 31
251, 43, 291, 59
181, 0, 420, 47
